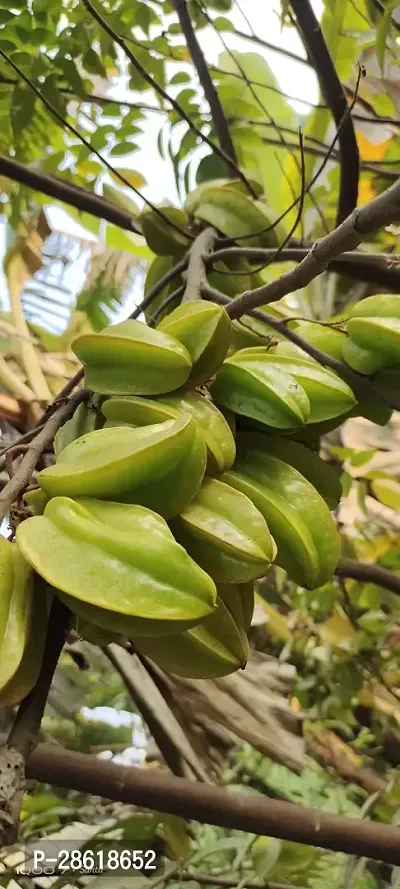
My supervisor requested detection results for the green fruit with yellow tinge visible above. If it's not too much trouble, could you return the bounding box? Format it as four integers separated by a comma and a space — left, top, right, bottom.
237, 346, 356, 424
102, 391, 235, 476
158, 300, 231, 387
211, 349, 310, 430
54, 402, 98, 458
244, 431, 341, 509
72, 319, 193, 396
37, 417, 206, 519
0, 578, 50, 707
223, 442, 340, 588
187, 186, 278, 248
134, 595, 249, 679
140, 205, 190, 256
217, 582, 255, 633
16, 498, 216, 637
171, 476, 276, 584
0, 539, 35, 694
347, 294, 400, 366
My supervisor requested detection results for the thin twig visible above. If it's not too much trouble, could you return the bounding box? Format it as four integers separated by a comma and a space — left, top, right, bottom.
130, 257, 188, 320
182, 228, 217, 303
80, 0, 255, 196
224, 175, 400, 319
290, 0, 360, 225
0, 388, 89, 521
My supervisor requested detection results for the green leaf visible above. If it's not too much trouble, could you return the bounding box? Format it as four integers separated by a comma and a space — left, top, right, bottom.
196, 153, 230, 183
376, 0, 398, 72
207, 0, 232, 10
82, 48, 107, 77
371, 478, 400, 511
350, 449, 376, 467
105, 224, 153, 259
169, 71, 191, 85
251, 836, 281, 879
214, 15, 234, 30
110, 168, 146, 189
109, 142, 139, 157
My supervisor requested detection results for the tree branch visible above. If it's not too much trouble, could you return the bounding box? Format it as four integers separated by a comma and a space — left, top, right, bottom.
182, 227, 216, 303
172, 873, 301, 889
335, 559, 400, 596
104, 645, 209, 780
0, 388, 89, 521
172, 0, 241, 183
209, 246, 400, 291
225, 175, 400, 319
81, 0, 255, 196
26, 744, 400, 863
0, 155, 142, 234
231, 29, 311, 66
290, 0, 360, 225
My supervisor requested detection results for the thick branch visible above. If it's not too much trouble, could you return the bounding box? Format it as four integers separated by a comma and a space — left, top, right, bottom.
174, 874, 301, 889
336, 559, 400, 596
26, 744, 400, 863
209, 246, 400, 291
81, 0, 254, 196
172, 0, 239, 177
182, 227, 216, 303
290, 0, 360, 225
0, 388, 88, 521
226, 176, 400, 319
104, 646, 208, 780
0, 155, 141, 233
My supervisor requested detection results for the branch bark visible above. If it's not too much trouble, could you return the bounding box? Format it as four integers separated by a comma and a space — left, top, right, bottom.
0, 387, 89, 521
290, 0, 360, 225
104, 646, 209, 781
336, 558, 400, 596
209, 246, 400, 291
172, 0, 241, 181
182, 227, 216, 303
0, 155, 141, 233
26, 744, 400, 864
225, 175, 400, 319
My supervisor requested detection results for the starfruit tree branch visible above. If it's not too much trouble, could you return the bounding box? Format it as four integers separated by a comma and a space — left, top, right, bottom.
289, 0, 360, 225
0, 155, 142, 234
181, 228, 217, 303
81, 0, 256, 198
26, 744, 400, 864
208, 247, 400, 292
0, 387, 89, 522
335, 559, 400, 596
171, 0, 240, 181
225, 175, 400, 320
